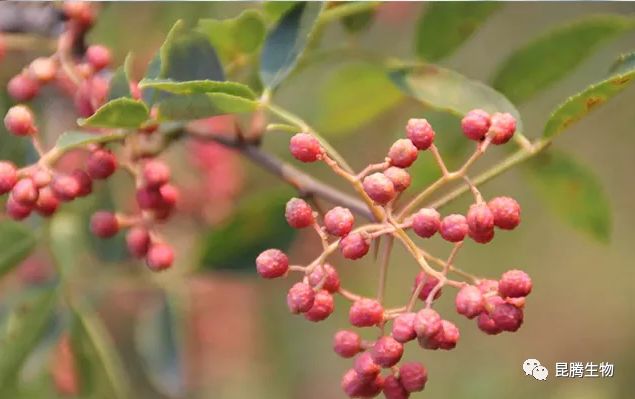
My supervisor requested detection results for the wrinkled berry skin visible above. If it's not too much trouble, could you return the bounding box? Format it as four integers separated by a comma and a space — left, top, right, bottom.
491, 303, 523, 332
467, 203, 494, 235
342, 368, 383, 398
86, 149, 117, 179
412, 208, 440, 238
383, 167, 411, 192
324, 206, 354, 237
490, 112, 517, 145
455, 285, 485, 319
12, 178, 38, 206
285, 197, 314, 228
90, 211, 119, 238
391, 312, 417, 343
362, 172, 396, 205
424, 319, 460, 350
498, 269, 532, 298
354, 352, 381, 377
476, 312, 502, 335
371, 336, 404, 367
256, 249, 289, 279
461, 109, 491, 141
399, 362, 428, 393
146, 243, 174, 271
383, 375, 409, 399
439, 214, 468, 242
414, 272, 442, 301
477, 279, 499, 295
388, 139, 418, 168
7, 74, 39, 102
339, 232, 370, 260
304, 290, 334, 322
406, 118, 435, 150
0, 162, 18, 194
488, 196, 521, 230
126, 226, 150, 258
287, 282, 315, 314
349, 298, 383, 327
289, 133, 322, 162
4, 105, 36, 136
51, 175, 80, 202
333, 330, 361, 358
308, 263, 340, 293
413, 308, 442, 338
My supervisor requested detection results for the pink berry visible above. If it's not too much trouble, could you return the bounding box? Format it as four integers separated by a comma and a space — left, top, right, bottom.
383, 375, 409, 399
439, 214, 468, 242
74, 76, 108, 117
7, 74, 39, 102
289, 133, 322, 162
483, 295, 505, 314
383, 167, 411, 192
86, 149, 117, 179
51, 175, 80, 202
333, 330, 361, 358
126, 226, 150, 258
308, 263, 340, 293
399, 362, 428, 393
491, 303, 523, 332
362, 172, 396, 205
498, 269, 532, 298
32, 169, 51, 188
284, 197, 314, 228
411, 208, 440, 238
506, 296, 526, 309
4, 105, 36, 136
488, 196, 520, 230
342, 368, 382, 398
477, 279, 499, 295
136, 187, 163, 210
388, 139, 418, 168
255, 249, 289, 279
455, 285, 485, 319
413, 308, 442, 339
71, 169, 93, 197
469, 228, 495, 244
0, 161, 18, 194
349, 298, 383, 327
476, 312, 502, 335
413, 272, 441, 301
430, 320, 460, 350
490, 112, 516, 145
354, 352, 381, 377
146, 243, 175, 271
11, 178, 38, 206
339, 232, 370, 260
158, 184, 179, 207
6, 196, 32, 220
371, 336, 403, 367
304, 290, 334, 322
286, 282, 315, 314
90, 211, 119, 238
406, 118, 435, 150
29, 57, 57, 83
461, 109, 491, 141
324, 206, 354, 237
467, 203, 494, 243
34, 186, 59, 217
391, 312, 417, 343
143, 160, 170, 188
86, 45, 112, 71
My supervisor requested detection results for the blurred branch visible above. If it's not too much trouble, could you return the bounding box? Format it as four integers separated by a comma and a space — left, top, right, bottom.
0, 3, 65, 37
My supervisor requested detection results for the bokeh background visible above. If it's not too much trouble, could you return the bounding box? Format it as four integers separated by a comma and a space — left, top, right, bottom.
1, 2, 635, 399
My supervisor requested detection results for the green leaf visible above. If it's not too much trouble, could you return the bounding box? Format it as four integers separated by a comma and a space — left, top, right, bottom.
0, 287, 58, 389
260, 2, 324, 90
70, 303, 130, 399
526, 150, 611, 242
415, 2, 501, 61
200, 187, 296, 272
316, 62, 402, 135
157, 93, 257, 121
542, 60, 635, 139
107, 67, 131, 101
0, 222, 36, 279
263, 1, 298, 23
49, 212, 88, 278
609, 51, 635, 75
79, 98, 149, 129
54, 131, 126, 152
493, 15, 635, 103
389, 63, 522, 130
135, 294, 185, 397
197, 10, 266, 61
139, 79, 256, 99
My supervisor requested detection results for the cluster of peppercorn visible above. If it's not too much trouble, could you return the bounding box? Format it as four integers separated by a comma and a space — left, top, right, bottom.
256, 109, 532, 398
1, 2, 177, 271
